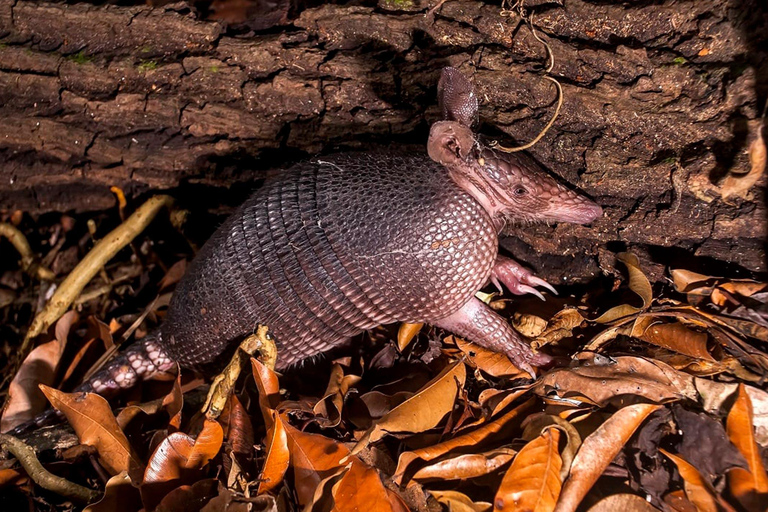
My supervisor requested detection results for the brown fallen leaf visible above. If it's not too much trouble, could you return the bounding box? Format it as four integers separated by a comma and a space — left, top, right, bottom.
594, 253, 653, 323
659, 449, 718, 512
331, 458, 400, 512
398, 322, 423, 351
429, 490, 492, 512
586, 493, 660, 511
494, 428, 563, 512
252, 357, 281, 426
640, 321, 715, 361
521, 414, 582, 479
394, 398, 536, 485
455, 337, 526, 378
663, 489, 698, 512
116, 369, 184, 431
83, 471, 142, 512
154, 478, 219, 512
282, 420, 395, 509
726, 383, 768, 511
258, 411, 289, 495
142, 420, 224, 509
554, 403, 660, 512
39, 385, 143, 477
313, 363, 361, 428
671, 269, 716, 295
283, 420, 350, 505
512, 312, 547, 338
219, 394, 254, 461
536, 355, 696, 407
532, 308, 586, 349
351, 359, 466, 455
412, 447, 517, 482
1, 336, 66, 432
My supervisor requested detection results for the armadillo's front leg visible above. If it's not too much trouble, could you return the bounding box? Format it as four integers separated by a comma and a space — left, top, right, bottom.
433, 297, 551, 379
490, 255, 557, 301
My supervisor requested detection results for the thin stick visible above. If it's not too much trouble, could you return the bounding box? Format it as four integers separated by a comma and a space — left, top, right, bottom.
493, 11, 564, 153
19, 195, 174, 360
0, 223, 55, 281
0, 433, 99, 503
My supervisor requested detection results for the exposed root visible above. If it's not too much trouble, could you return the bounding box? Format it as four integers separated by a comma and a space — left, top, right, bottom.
0, 223, 55, 281
493, 7, 564, 153
0, 433, 99, 503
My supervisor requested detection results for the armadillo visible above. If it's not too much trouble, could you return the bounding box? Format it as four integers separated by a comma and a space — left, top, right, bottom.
7, 68, 601, 433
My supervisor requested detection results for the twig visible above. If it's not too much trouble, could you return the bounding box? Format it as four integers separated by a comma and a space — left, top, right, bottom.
0, 223, 55, 281
19, 195, 174, 361
492, 11, 564, 153
0, 433, 99, 503
202, 325, 277, 419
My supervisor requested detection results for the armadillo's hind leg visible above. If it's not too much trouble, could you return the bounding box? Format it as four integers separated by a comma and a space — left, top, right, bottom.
432, 297, 551, 379
4, 334, 175, 436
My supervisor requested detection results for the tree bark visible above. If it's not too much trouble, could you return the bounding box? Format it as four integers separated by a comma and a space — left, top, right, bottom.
0, 0, 766, 280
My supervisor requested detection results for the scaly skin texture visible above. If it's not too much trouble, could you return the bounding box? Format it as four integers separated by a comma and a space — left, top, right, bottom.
6, 67, 602, 434
160, 152, 498, 372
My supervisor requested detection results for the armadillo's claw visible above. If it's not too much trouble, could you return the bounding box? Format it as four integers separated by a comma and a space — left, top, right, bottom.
526, 275, 558, 296
518, 285, 546, 301
519, 361, 537, 380
490, 255, 557, 300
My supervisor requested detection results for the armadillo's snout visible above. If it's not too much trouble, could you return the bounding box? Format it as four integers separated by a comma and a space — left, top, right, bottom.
551, 194, 603, 225
577, 199, 603, 224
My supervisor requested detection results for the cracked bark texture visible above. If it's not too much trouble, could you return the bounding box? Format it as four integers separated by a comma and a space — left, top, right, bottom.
0, 0, 766, 281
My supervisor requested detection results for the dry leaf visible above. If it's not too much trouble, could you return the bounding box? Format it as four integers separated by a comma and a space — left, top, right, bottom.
555, 404, 660, 512
331, 459, 398, 512
594, 253, 652, 323
670, 269, 715, 294
258, 411, 290, 495
659, 450, 718, 512
430, 490, 492, 512
313, 363, 361, 428
494, 428, 563, 512
252, 357, 281, 426
83, 471, 142, 512
282, 420, 392, 509
412, 447, 517, 482
640, 322, 715, 361
1, 336, 66, 431
398, 322, 423, 351
586, 494, 660, 511
456, 338, 526, 378
532, 308, 586, 349
536, 355, 696, 407
142, 420, 223, 509
394, 398, 536, 485
352, 359, 466, 455
39, 385, 142, 476
726, 384, 768, 510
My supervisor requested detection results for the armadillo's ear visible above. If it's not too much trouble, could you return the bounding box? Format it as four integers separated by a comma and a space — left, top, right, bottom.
428, 120, 475, 168
438, 67, 479, 129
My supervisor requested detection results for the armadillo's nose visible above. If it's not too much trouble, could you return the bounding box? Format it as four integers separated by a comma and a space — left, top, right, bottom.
580, 200, 603, 224
555, 196, 603, 225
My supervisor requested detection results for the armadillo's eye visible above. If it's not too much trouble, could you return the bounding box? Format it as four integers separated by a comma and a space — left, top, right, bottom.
514, 186, 528, 196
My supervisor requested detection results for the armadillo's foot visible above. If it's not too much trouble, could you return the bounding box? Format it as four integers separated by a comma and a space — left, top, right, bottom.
490, 255, 557, 301
433, 297, 550, 379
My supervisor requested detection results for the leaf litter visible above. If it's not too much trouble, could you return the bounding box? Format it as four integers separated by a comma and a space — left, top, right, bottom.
1, 209, 768, 512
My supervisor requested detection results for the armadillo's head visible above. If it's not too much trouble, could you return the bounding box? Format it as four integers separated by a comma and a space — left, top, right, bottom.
429, 67, 602, 227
